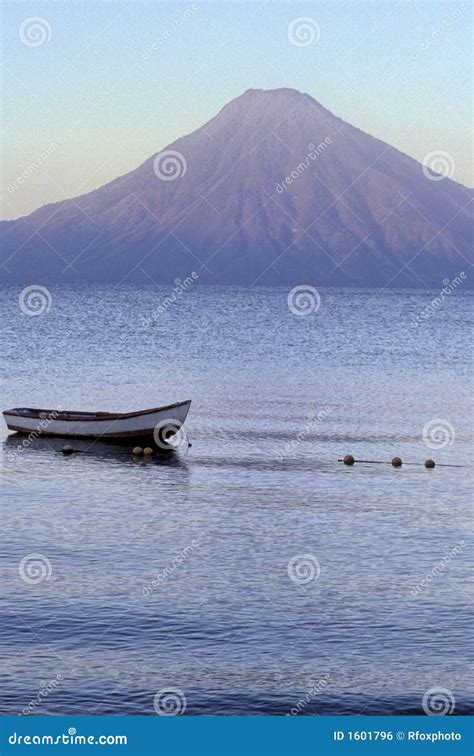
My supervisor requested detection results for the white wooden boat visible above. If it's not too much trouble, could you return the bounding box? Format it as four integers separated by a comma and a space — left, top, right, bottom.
2, 400, 191, 444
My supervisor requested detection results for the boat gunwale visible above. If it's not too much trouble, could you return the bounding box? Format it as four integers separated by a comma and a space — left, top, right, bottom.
4, 424, 177, 439
3, 399, 191, 422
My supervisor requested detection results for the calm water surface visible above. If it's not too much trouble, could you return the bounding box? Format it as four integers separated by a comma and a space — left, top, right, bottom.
1, 285, 472, 715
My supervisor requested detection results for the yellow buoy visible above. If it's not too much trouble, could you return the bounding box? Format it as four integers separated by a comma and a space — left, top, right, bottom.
143, 447, 154, 456
343, 454, 355, 465
424, 459, 435, 468
391, 457, 402, 467
132, 447, 143, 456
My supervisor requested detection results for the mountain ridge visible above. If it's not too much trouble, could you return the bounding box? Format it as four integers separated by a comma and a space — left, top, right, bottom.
1, 87, 472, 287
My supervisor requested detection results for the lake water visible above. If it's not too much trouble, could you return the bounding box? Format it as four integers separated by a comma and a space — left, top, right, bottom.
0, 284, 472, 716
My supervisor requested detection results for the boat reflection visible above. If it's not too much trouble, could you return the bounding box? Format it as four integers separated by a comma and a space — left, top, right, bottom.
3, 433, 189, 467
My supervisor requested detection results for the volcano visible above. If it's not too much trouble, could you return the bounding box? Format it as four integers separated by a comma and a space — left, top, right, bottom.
1, 87, 472, 287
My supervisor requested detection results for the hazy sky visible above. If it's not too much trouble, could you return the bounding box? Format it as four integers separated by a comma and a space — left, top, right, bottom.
2, 0, 472, 219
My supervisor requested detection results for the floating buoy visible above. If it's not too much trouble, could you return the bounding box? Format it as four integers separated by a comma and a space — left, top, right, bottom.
132, 447, 143, 456
338, 455, 450, 468
143, 447, 154, 456
62, 445, 74, 455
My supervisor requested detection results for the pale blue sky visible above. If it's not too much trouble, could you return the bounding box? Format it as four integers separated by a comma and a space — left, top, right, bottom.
2, 0, 472, 219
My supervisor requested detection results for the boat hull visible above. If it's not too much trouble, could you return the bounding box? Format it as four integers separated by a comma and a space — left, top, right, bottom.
2, 400, 191, 443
